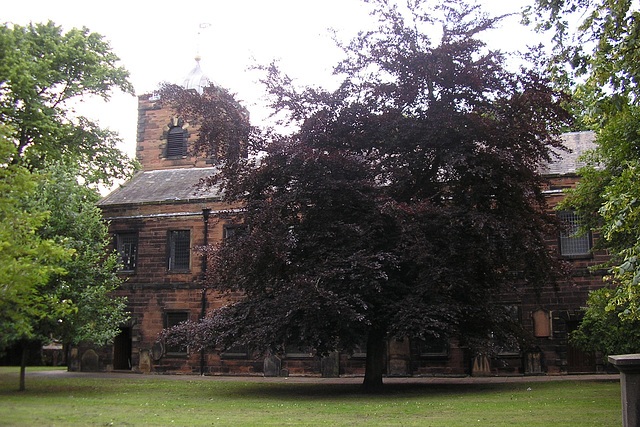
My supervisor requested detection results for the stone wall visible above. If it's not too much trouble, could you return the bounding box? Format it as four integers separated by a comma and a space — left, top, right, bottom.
136, 95, 212, 171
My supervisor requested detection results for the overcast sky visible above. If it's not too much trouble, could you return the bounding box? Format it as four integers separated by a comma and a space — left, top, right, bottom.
4, 0, 542, 158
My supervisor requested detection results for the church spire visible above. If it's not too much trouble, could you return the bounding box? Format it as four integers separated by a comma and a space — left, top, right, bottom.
182, 56, 210, 94
182, 23, 212, 94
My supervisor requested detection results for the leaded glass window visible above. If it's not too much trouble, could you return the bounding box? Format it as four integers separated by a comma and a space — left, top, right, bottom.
168, 230, 190, 271
116, 232, 138, 272
559, 211, 591, 256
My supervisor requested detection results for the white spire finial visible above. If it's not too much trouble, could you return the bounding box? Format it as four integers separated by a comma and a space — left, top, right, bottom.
182, 24, 213, 94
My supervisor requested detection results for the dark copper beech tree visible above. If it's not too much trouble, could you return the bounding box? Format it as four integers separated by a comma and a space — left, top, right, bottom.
162, 0, 571, 391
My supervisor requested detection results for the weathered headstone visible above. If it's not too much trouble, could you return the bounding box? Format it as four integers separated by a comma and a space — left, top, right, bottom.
81, 349, 99, 372
526, 351, 543, 374
321, 352, 340, 378
68, 347, 80, 371
388, 338, 409, 376
263, 354, 281, 377
139, 349, 151, 373
151, 342, 164, 361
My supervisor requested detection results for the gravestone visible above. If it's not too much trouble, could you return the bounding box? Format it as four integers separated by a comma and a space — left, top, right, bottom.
81, 349, 99, 372
387, 338, 409, 376
139, 349, 151, 373
526, 352, 543, 374
321, 352, 340, 378
68, 347, 80, 371
263, 354, 281, 377
151, 342, 164, 361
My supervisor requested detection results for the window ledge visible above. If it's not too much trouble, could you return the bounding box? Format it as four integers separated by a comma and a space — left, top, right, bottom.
559, 253, 593, 260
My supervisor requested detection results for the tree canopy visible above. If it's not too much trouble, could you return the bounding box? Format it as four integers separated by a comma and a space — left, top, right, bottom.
0, 126, 72, 350
30, 162, 130, 347
0, 126, 73, 390
0, 21, 133, 390
528, 0, 640, 101
0, 21, 136, 185
156, 83, 251, 164
163, 0, 571, 390
530, 0, 640, 354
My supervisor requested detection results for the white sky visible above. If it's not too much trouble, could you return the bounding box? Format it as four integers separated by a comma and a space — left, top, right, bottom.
4, 0, 543, 159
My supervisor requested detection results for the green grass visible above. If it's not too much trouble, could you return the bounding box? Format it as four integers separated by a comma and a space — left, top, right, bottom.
0, 366, 67, 374
0, 369, 621, 426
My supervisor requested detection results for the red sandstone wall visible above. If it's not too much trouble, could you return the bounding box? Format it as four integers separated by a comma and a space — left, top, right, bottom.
136, 95, 212, 171
97, 172, 610, 377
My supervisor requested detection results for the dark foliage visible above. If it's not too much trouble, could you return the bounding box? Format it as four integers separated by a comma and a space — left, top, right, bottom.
156, 83, 252, 163
162, 0, 571, 389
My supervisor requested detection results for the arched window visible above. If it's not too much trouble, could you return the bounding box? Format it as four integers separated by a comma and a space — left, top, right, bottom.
166, 126, 187, 157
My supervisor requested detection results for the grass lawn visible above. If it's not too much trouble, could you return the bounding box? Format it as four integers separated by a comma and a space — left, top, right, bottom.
0, 368, 621, 426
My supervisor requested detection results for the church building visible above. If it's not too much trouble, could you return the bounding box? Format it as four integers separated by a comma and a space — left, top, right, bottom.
72, 61, 610, 377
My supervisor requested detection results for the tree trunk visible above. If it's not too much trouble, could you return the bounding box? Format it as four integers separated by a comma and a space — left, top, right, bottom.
19, 342, 27, 392
362, 328, 385, 393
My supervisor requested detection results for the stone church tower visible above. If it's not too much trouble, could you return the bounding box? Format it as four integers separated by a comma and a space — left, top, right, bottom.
83, 60, 253, 374
135, 57, 214, 171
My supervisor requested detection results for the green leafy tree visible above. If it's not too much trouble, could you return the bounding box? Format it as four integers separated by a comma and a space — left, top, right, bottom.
1, 158, 129, 391
0, 21, 134, 389
0, 126, 73, 390
163, 0, 570, 390
528, 0, 640, 99
32, 162, 130, 347
571, 287, 640, 355
532, 0, 640, 354
0, 21, 136, 185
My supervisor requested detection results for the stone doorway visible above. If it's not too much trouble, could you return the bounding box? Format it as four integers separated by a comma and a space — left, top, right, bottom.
113, 327, 132, 370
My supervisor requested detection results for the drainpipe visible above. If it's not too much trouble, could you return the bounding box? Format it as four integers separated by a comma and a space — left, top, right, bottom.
200, 208, 211, 376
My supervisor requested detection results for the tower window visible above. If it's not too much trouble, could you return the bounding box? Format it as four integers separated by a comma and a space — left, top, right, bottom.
166, 126, 187, 158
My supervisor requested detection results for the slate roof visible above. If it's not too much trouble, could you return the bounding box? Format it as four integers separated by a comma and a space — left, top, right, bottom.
99, 132, 595, 207
98, 167, 221, 206
541, 131, 596, 176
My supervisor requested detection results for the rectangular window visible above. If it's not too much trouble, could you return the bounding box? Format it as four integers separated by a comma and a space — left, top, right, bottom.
284, 344, 314, 358
559, 211, 591, 256
416, 336, 449, 358
116, 232, 138, 272
168, 230, 190, 271
221, 344, 249, 359
164, 311, 189, 355
223, 224, 248, 241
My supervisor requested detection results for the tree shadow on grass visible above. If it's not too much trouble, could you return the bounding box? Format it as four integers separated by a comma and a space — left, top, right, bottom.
2, 372, 607, 402
0, 375, 149, 397
214, 381, 526, 401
